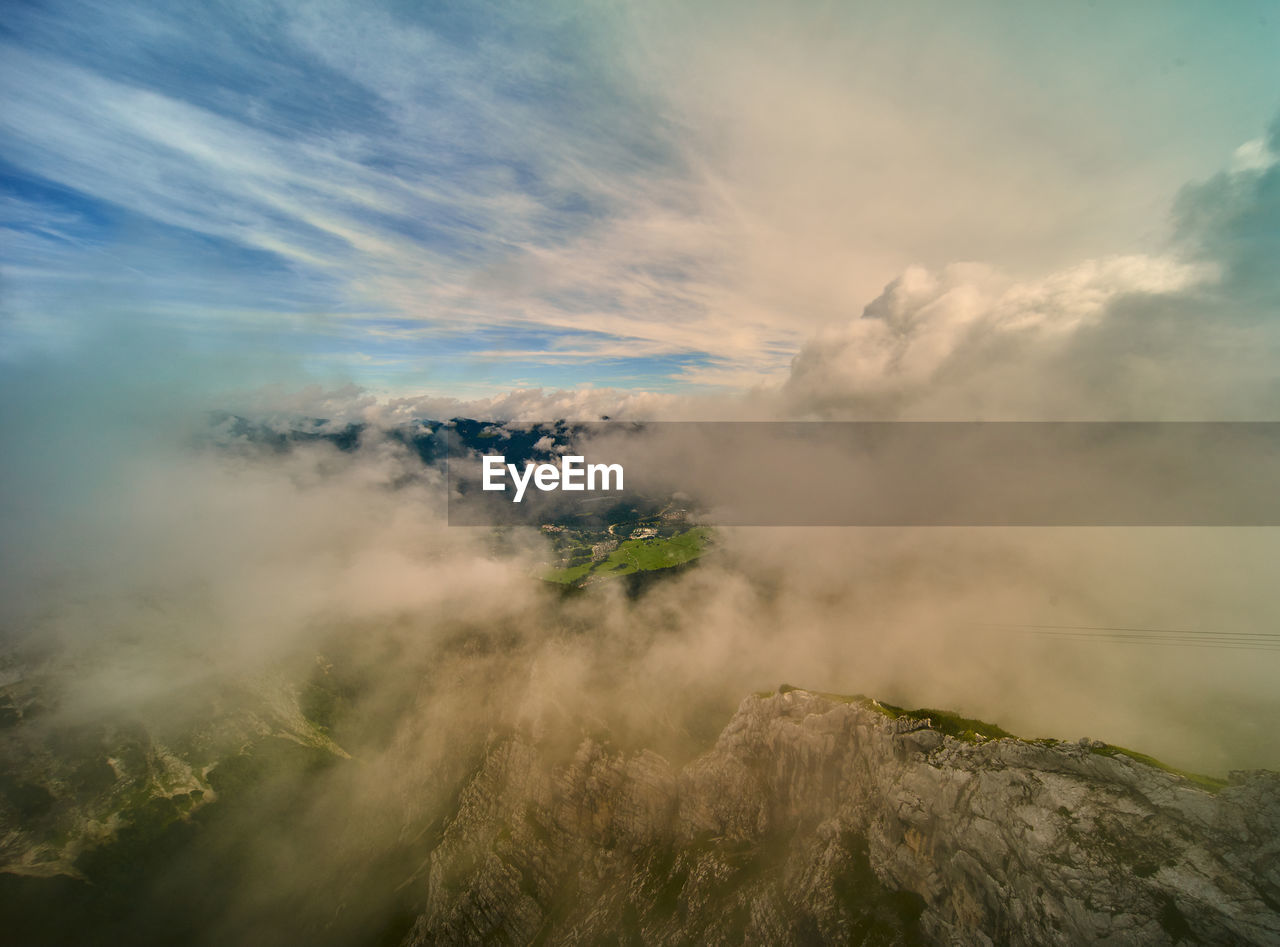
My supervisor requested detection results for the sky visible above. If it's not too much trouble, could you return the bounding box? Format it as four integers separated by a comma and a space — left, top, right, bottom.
3, 0, 1278, 399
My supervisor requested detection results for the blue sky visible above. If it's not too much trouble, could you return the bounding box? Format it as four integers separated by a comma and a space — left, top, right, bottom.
2, 0, 1278, 398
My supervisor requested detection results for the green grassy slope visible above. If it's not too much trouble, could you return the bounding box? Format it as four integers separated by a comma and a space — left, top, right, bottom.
545, 527, 711, 586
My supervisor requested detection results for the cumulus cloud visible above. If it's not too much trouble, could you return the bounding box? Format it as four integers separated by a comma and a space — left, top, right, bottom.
783, 255, 1218, 418
782, 129, 1280, 420
1173, 113, 1280, 304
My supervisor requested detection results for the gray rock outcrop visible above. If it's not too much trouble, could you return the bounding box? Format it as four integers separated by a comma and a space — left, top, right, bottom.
406, 689, 1280, 946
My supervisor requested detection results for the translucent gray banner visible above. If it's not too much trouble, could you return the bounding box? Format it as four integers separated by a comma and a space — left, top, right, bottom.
445, 422, 1280, 526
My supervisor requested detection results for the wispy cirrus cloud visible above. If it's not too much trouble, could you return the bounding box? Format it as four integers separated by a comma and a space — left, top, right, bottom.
1, 0, 769, 387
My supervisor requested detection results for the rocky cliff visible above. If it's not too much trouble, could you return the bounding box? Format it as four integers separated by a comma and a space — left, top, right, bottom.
406, 688, 1280, 946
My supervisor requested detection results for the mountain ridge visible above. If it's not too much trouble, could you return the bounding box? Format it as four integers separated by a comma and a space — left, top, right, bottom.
406, 687, 1280, 945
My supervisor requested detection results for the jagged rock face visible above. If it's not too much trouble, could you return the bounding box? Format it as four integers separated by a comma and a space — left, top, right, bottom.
406, 690, 1280, 946
0, 663, 348, 879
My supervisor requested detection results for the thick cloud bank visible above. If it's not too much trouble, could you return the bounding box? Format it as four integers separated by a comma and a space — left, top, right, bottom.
784, 124, 1280, 420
